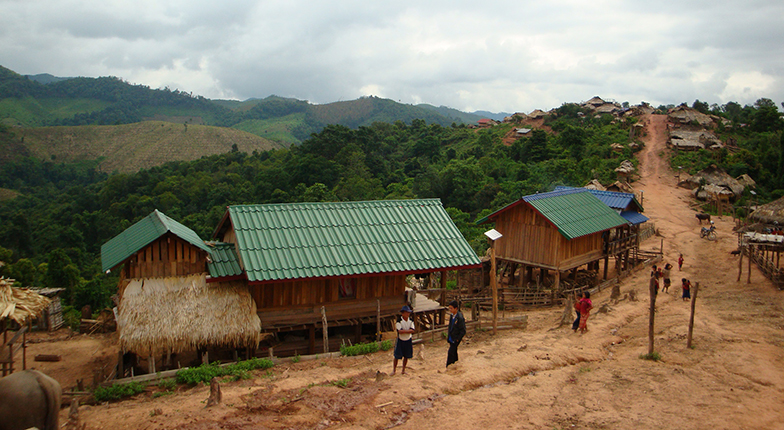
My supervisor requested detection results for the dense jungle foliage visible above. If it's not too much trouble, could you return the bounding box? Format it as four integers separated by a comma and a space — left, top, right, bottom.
0, 108, 637, 314
0, 98, 781, 318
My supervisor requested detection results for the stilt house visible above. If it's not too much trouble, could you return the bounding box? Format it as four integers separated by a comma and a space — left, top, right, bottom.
476, 188, 631, 296
102, 200, 480, 363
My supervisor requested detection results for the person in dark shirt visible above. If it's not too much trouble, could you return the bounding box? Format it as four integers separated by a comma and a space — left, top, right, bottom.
446, 300, 466, 368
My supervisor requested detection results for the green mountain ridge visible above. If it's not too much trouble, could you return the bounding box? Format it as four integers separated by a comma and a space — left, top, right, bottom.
0, 66, 491, 147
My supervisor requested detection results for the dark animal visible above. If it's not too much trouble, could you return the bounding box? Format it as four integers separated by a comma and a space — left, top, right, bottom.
695, 213, 711, 224
730, 249, 741, 255
0, 369, 62, 430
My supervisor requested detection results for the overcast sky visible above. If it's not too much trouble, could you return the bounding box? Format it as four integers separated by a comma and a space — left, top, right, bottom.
2, 0, 783, 113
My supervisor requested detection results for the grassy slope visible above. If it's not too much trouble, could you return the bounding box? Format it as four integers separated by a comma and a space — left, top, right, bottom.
231, 113, 306, 148
17, 121, 285, 173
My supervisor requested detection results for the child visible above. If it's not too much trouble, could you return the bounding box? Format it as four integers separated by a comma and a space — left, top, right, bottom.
662, 263, 672, 293
392, 305, 415, 375
578, 292, 593, 334
682, 278, 691, 301
678, 254, 684, 271
572, 292, 583, 331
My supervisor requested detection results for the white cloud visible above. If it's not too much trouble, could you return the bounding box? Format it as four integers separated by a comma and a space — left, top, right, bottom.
1, 0, 783, 113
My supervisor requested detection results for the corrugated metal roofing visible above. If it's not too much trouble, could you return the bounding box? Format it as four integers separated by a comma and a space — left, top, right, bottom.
554, 186, 643, 211
101, 210, 211, 272
205, 242, 244, 278
522, 189, 628, 239
226, 199, 481, 283
620, 211, 650, 225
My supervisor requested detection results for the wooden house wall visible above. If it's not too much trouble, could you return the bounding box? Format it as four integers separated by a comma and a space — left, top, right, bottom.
122, 234, 208, 280
493, 204, 604, 270
252, 274, 406, 328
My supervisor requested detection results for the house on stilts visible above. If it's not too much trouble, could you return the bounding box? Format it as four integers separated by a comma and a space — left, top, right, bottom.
472, 188, 637, 306
102, 199, 481, 375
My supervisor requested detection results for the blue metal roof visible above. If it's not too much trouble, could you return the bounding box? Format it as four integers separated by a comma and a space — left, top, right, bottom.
621, 211, 649, 225
554, 186, 643, 211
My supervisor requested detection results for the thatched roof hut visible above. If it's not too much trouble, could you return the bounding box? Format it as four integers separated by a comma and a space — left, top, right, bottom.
117, 274, 260, 356
749, 196, 784, 224
0, 278, 51, 325
685, 165, 745, 199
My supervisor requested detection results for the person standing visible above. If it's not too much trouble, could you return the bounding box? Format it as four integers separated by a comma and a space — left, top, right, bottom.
392, 306, 415, 375
662, 263, 672, 293
578, 292, 593, 334
678, 254, 684, 271
446, 300, 466, 368
682, 278, 691, 301
572, 292, 583, 331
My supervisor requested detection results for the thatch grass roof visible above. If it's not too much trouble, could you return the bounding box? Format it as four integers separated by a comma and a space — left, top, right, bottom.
117, 274, 260, 356
0, 278, 51, 325
749, 196, 784, 224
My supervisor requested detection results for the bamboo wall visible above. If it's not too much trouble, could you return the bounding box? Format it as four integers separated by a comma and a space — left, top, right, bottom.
122, 234, 208, 279
493, 205, 604, 270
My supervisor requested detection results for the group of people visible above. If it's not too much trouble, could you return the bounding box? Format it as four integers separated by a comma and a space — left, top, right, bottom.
392, 300, 466, 374
393, 252, 693, 374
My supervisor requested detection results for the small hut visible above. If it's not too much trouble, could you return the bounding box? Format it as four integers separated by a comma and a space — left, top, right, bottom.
102, 210, 261, 373
1, 278, 51, 375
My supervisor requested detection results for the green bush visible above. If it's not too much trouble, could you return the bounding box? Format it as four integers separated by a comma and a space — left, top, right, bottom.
379, 340, 393, 351
175, 357, 274, 385
93, 381, 146, 402
340, 341, 380, 356
62, 306, 81, 332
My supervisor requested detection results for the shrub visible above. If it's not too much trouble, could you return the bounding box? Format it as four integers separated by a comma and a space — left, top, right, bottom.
175, 357, 274, 385
639, 352, 661, 361
379, 340, 393, 351
93, 381, 146, 402
340, 341, 380, 356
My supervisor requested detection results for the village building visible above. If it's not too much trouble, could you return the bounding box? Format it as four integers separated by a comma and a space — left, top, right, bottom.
472, 188, 635, 306
102, 200, 481, 372
1, 278, 51, 376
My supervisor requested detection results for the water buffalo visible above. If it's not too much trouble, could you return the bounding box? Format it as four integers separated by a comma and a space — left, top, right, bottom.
0, 370, 61, 430
695, 213, 711, 224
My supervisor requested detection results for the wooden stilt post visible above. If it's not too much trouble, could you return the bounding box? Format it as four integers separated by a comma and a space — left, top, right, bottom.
376, 299, 381, 342
687, 282, 699, 348
737, 246, 744, 281
490, 240, 498, 336
648, 277, 657, 355
748, 245, 752, 284
321, 306, 329, 353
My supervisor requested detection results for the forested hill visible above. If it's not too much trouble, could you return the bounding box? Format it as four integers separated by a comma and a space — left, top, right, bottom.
0, 66, 481, 145
0, 107, 640, 319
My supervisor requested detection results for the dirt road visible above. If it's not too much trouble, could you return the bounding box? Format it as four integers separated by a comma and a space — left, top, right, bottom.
67, 115, 784, 429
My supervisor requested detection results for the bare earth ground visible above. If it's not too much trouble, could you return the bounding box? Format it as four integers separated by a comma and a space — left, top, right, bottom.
26, 114, 784, 429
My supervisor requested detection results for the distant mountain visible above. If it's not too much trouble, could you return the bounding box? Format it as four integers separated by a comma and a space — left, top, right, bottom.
0, 65, 499, 146
471, 110, 512, 121
25, 73, 72, 85
416, 104, 484, 124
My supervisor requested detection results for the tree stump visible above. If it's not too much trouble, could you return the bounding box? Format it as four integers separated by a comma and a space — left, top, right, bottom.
559, 295, 575, 327
610, 283, 621, 302
206, 378, 222, 407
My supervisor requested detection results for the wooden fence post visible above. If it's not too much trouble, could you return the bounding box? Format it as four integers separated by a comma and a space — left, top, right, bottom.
648, 277, 657, 355
737, 247, 743, 281
687, 282, 699, 348
321, 306, 329, 353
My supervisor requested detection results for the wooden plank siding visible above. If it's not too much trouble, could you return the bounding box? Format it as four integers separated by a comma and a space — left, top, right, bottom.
122, 234, 209, 280
252, 274, 406, 329
493, 204, 605, 270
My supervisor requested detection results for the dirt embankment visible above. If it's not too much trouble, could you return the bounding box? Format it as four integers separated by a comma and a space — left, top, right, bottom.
46, 114, 784, 429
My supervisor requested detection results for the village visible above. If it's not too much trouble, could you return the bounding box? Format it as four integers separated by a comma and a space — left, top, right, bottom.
2, 108, 784, 429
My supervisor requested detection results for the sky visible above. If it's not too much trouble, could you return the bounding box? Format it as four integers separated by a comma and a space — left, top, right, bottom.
2, 0, 783, 114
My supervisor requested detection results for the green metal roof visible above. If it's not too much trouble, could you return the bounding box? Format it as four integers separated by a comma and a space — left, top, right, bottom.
101, 210, 211, 272
205, 242, 244, 278
479, 188, 628, 240
225, 199, 481, 283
